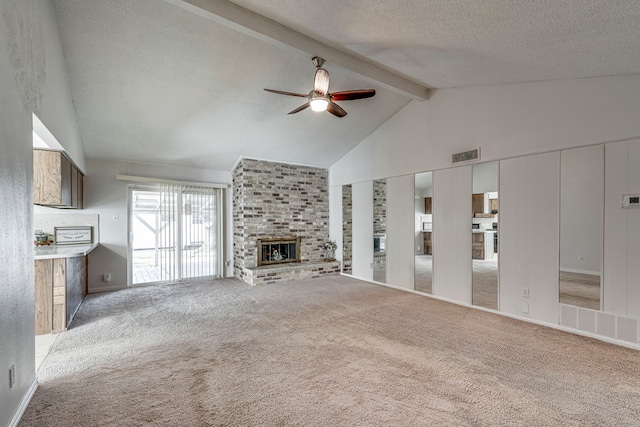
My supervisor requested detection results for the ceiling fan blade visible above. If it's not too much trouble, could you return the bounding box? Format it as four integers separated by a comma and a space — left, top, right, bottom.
331, 89, 376, 101
288, 103, 310, 115
326, 101, 347, 118
313, 68, 330, 95
264, 88, 307, 98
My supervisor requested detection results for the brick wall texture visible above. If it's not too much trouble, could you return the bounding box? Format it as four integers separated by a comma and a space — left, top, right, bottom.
233, 158, 330, 280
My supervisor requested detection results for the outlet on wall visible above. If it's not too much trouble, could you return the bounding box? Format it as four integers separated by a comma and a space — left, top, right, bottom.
522, 288, 529, 298
521, 303, 529, 314
102, 273, 111, 282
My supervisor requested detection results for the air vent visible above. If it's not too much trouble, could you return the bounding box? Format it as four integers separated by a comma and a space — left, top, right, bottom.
622, 194, 640, 208
452, 147, 480, 163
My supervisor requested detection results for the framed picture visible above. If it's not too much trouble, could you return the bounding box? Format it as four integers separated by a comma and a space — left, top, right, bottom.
54, 226, 93, 245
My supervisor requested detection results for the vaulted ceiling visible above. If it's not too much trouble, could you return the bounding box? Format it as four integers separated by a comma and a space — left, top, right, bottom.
52, 0, 640, 171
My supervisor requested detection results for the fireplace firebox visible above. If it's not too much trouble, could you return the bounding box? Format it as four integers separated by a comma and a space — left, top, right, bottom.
257, 236, 301, 266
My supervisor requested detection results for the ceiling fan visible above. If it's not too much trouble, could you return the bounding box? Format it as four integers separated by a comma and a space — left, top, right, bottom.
264, 57, 375, 118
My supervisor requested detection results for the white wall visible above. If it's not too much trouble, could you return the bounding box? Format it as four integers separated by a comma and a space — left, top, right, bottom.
472, 161, 499, 194
83, 159, 232, 293
351, 181, 373, 281
329, 74, 640, 347
0, 1, 84, 424
386, 175, 415, 290
500, 152, 560, 323
332, 74, 640, 186
604, 139, 640, 318
432, 166, 472, 303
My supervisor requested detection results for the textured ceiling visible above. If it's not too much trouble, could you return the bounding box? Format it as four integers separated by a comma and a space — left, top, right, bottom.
52, 0, 640, 171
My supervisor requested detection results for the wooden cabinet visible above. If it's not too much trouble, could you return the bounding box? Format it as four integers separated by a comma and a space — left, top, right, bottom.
472, 232, 485, 260
34, 256, 87, 335
423, 232, 432, 255
424, 197, 432, 214
472, 193, 485, 216
33, 149, 84, 209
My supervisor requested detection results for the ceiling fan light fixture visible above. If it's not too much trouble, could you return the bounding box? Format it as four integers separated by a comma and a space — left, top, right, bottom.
309, 96, 329, 112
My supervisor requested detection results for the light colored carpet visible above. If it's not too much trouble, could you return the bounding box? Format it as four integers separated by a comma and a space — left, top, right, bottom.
472, 258, 498, 310
415, 255, 497, 310
414, 255, 432, 294
21, 276, 640, 426
560, 271, 601, 310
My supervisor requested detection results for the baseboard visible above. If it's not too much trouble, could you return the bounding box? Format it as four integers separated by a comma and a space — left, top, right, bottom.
9, 379, 38, 427
560, 268, 600, 276
88, 284, 127, 294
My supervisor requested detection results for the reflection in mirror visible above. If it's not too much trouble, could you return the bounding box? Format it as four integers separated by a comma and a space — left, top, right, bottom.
560, 145, 603, 310
342, 185, 352, 274
414, 172, 433, 293
472, 161, 499, 309
373, 179, 387, 283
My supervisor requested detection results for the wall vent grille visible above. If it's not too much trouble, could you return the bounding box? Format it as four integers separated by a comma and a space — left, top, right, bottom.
452, 147, 480, 163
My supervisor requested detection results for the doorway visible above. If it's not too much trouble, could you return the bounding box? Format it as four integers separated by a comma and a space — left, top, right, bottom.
128, 184, 221, 285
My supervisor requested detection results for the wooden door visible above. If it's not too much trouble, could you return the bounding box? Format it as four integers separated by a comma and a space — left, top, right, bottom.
52, 258, 66, 332
34, 260, 53, 335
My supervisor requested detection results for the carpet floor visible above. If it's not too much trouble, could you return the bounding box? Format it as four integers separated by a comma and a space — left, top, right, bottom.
21, 276, 640, 426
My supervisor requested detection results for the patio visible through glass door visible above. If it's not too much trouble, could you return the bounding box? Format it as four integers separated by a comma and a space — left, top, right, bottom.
129, 184, 220, 285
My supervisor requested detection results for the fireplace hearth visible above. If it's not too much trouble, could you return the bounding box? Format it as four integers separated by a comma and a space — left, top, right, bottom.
258, 236, 301, 266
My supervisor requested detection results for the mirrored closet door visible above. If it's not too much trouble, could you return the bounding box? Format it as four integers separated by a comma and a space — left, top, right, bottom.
342, 184, 353, 274
472, 161, 499, 309
559, 145, 603, 310
414, 172, 433, 293
373, 179, 387, 283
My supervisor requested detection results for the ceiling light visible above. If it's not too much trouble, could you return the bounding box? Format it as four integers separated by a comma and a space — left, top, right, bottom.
310, 95, 329, 112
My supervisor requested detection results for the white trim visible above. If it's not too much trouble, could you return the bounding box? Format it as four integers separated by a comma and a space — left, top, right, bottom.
88, 284, 128, 294
560, 268, 601, 276
9, 379, 38, 427
116, 174, 229, 189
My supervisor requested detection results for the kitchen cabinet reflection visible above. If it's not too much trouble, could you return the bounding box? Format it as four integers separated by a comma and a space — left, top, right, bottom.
472, 161, 499, 310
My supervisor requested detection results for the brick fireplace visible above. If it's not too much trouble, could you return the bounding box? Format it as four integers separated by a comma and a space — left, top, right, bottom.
233, 158, 340, 285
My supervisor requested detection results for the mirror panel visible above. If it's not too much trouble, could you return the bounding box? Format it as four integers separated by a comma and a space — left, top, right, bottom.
373, 179, 386, 283
559, 145, 603, 310
342, 184, 352, 274
414, 172, 433, 293
472, 161, 499, 309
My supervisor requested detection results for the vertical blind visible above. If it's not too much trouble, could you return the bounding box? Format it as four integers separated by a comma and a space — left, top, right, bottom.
132, 184, 222, 284
155, 183, 220, 282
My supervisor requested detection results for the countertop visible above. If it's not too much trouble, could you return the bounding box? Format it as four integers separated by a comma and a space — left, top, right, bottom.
472, 229, 497, 233
35, 242, 99, 260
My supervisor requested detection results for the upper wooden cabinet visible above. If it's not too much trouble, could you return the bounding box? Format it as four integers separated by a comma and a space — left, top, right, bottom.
424, 197, 432, 214
33, 149, 83, 209
472, 193, 484, 215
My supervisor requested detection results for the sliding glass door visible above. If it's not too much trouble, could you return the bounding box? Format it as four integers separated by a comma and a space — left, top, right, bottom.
128, 183, 221, 285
